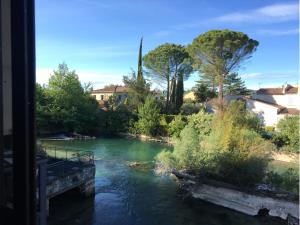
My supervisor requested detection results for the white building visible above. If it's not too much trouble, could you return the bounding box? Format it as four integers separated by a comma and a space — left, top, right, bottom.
246, 84, 299, 126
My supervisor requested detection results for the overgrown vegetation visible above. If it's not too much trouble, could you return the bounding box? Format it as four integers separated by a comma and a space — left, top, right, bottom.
266, 168, 299, 193
156, 101, 274, 188
36, 63, 100, 134
273, 116, 299, 153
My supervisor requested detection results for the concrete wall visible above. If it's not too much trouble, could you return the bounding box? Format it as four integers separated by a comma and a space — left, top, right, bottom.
192, 183, 299, 220
246, 99, 279, 126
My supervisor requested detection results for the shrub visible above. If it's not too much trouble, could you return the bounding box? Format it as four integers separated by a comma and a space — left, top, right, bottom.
180, 102, 203, 115
275, 116, 299, 152
265, 126, 275, 132
266, 168, 299, 193
168, 115, 187, 138
155, 150, 175, 173
204, 128, 273, 187
156, 100, 274, 188
187, 110, 213, 140
134, 96, 160, 136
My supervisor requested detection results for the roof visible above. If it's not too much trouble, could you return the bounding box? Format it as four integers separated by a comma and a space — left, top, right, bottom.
91, 85, 129, 94
278, 108, 300, 115
256, 85, 298, 95
245, 97, 299, 115
244, 96, 285, 109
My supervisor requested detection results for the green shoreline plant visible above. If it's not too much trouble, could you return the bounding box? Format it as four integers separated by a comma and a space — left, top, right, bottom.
156, 101, 274, 188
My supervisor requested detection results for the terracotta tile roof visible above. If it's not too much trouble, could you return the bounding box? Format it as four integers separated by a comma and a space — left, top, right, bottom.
91, 85, 129, 94
256, 85, 298, 95
278, 108, 300, 115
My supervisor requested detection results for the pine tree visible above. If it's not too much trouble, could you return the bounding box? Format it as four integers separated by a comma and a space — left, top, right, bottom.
224, 73, 249, 95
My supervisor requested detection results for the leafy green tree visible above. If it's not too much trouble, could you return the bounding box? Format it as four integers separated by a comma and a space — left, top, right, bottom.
36, 63, 100, 133
224, 73, 249, 95
188, 29, 258, 102
275, 116, 299, 152
135, 96, 160, 136
143, 43, 193, 112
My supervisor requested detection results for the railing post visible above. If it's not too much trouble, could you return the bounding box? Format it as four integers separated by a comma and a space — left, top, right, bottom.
37, 159, 47, 225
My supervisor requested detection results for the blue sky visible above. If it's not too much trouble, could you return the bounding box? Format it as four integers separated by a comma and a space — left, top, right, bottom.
36, 0, 299, 90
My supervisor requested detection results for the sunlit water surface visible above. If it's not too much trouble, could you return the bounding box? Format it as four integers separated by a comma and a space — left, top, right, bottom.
45, 138, 285, 225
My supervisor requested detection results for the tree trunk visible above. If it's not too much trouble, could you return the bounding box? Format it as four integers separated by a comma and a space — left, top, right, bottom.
166, 77, 170, 112
218, 80, 224, 109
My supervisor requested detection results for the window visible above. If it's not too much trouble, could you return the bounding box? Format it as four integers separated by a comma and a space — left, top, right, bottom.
101, 95, 104, 100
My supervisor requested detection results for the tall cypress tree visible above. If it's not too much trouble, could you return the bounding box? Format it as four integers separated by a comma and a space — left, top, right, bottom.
175, 73, 184, 110
137, 37, 145, 86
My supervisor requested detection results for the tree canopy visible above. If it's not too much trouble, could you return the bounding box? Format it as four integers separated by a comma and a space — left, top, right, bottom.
36, 63, 99, 134
143, 43, 193, 113
188, 29, 258, 102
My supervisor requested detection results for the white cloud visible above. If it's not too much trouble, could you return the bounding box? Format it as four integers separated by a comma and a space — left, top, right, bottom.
215, 2, 299, 24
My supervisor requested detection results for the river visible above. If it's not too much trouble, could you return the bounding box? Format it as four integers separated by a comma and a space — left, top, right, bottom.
44, 138, 285, 225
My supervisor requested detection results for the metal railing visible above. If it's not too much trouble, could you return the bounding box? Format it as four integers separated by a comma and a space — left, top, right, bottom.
39, 145, 94, 178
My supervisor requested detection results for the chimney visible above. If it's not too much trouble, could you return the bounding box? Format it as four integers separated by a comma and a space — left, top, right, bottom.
282, 82, 288, 94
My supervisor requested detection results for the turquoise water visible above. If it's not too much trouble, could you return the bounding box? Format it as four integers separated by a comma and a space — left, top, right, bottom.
45, 138, 284, 225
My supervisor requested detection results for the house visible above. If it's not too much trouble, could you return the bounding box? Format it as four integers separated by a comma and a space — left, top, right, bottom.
183, 91, 196, 102
206, 84, 299, 126
91, 85, 129, 105
245, 84, 299, 126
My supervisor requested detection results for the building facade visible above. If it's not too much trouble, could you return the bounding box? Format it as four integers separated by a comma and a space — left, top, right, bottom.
91, 86, 129, 105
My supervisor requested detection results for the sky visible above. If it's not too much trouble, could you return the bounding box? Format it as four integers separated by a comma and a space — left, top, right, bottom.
36, 0, 299, 90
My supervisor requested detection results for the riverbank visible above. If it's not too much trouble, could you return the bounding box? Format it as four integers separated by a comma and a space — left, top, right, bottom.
172, 170, 299, 224
118, 132, 174, 145
119, 132, 299, 163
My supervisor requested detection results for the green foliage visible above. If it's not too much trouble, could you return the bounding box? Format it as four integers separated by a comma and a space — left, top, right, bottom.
135, 96, 161, 136
266, 168, 299, 193
223, 73, 250, 95
188, 29, 258, 100
275, 116, 299, 152
205, 128, 273, 187
180, 102, 203, 115
187, 111, 213, 139
143, 43, 193, 112
168, 115, 187, 138
265, 126, 275, 132
36, 63, 100, 134
156, 101, 273, 188
193, 82, 217, 103
96, 105, 136, 136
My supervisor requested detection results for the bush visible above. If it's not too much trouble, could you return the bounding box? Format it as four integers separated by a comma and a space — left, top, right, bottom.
205, 128, 273, 187
156, 101, 274, 188
96, 106, 136, 136
274, 116, 299, 152
266, 168, 299, 193
265, 126, 275, 132
187, 110, 213, 140
180, 102, 203, 115
134, 96, 160, 136
167, 115, 187, 138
